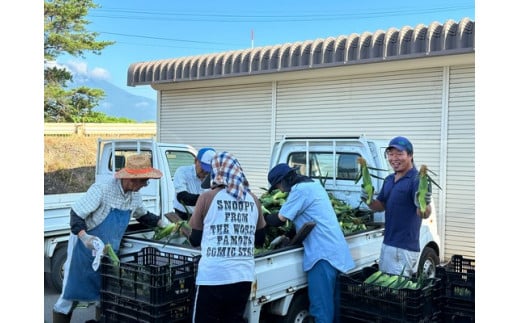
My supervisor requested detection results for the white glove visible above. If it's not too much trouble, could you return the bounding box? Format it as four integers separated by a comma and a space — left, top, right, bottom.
414, 191, 432, 208
360, 185, 369, 203
414, 182, 432, 208
79, 232, 101, 250
91, 238, 105, 271
157, 218, 170, 228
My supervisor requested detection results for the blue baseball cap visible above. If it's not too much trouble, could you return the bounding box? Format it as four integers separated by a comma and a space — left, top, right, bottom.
197, 147, 216, 172
267, 163, 299, 193
386, 136, 413, 154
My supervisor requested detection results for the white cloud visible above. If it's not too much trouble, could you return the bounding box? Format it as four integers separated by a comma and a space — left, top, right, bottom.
91, 67, 110, 80
66, 60, 88, 75
60, 59, 111, 81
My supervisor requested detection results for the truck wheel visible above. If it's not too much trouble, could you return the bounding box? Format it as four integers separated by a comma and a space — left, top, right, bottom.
49, 246, 67, 293
279, 293, 311, 323
418, 246, 439, 278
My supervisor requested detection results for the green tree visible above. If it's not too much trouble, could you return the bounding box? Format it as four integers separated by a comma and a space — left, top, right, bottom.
44, 0, 115, 122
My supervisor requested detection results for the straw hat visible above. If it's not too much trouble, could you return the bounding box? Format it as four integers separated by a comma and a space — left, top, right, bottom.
114, 153, 163, 179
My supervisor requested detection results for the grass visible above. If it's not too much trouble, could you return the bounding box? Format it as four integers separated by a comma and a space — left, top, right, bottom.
44, 135, 151, 194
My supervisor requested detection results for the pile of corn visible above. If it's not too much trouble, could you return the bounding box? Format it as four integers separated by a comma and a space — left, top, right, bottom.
258, 188, 370, 250
364, 270, 430, 290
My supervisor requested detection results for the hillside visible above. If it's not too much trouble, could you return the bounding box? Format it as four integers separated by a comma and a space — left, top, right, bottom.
44, 135, 150, 194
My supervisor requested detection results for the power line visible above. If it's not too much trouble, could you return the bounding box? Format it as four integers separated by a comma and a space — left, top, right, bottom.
86, 3, 474, 52
90, 4, 474, 23
98, 32, 242, 46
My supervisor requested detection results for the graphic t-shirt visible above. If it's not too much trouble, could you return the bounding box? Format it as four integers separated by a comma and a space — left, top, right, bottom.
190, 187, 263, 285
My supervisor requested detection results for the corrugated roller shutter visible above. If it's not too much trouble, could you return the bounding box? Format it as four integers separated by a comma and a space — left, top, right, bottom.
158, 83, 273, 195
275, 68, 445, 173
275, 68, 444, 142
444, 65, 475, 260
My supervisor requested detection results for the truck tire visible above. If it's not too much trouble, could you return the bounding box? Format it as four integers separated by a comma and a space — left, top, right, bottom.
279, 293, 311, 323
49, 246, 67, 293
418, 246, 439, 278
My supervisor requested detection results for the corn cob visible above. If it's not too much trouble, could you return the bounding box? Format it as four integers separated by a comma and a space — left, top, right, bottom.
402, 280, 417, 289
355, 157, 375, 204
393, 276, 410, 289
417, 165, 443, 214
153, 222, 180, 240
272, 190, 288, 203
262, 204, 272, 215
364, 270, 383, 284
372, 273, 390, 286
104, 243, 120, 266
379, 274, 399, 287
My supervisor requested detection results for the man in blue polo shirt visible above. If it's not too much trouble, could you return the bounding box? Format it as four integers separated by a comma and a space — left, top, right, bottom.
361, 136, 432, 277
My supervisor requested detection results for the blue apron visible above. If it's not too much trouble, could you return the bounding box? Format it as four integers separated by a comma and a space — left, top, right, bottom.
62, 208, 131, 301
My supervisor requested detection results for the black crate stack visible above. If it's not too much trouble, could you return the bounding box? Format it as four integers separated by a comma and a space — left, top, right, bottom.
99, 247, 200, 323
435, 255, 475, 323
338, 266, 442, 322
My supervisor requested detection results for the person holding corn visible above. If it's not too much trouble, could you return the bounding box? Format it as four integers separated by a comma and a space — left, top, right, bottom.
52, 153, 171, 323
361, 136, 432, 277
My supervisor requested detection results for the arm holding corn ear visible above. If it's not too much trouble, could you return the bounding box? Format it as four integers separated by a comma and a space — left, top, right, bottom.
414, 164, 441, 219
360, 184, 385, 212
414, 181, 432, 219
357, 157, 386, 211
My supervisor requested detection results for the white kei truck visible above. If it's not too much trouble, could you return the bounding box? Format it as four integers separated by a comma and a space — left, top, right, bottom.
43, 136, 441, 322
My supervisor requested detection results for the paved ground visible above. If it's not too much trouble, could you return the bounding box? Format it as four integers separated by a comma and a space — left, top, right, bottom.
44, 277, 96, 323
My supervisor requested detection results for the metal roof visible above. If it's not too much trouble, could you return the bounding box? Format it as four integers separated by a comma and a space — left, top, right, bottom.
127, 17, 474, 87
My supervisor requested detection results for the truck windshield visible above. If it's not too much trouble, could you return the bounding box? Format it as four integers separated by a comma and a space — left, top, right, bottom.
287, 152, 361, 181
165, 150, 196, 180
108, 150, 153, 172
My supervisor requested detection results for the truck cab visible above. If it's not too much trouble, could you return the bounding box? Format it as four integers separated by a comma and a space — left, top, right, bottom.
270, 135, 441, 277
44, 138, 198, 293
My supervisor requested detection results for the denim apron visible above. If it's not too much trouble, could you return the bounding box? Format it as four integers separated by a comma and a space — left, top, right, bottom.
62, 208, 131, 301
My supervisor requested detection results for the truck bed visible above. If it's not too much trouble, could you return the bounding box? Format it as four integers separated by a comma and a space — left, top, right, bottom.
119, 224, 384, 301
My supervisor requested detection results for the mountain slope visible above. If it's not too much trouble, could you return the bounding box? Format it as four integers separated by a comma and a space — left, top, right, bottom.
71, 77, 157, 122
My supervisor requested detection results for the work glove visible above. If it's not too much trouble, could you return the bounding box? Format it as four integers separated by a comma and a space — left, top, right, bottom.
265, 213, 285, 227
360, 184, 369, 203
414, 182, 432, 209
269, 235, 290, 249
79, 232, 102, 251
157, 218, 170, 228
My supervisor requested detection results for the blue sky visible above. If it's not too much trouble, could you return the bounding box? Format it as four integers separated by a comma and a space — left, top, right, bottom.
58, 0, 475, 101
5, 2, 520, 319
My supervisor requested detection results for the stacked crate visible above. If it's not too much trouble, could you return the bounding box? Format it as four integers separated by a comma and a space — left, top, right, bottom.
338, 266, 442, 322
436, 255, 475, 322
100, 247, 200, 323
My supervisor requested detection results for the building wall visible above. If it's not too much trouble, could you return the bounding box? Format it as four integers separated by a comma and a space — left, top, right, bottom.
155, 55, 475, 261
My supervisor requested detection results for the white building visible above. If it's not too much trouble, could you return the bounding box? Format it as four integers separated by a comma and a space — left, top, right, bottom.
127, 18, 475, 261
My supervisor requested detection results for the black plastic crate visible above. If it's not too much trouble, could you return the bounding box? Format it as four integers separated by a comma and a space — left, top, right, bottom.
339, 306, 442, 323
339, 266, 442, 322
100, 291, 191, 323
436, 255, 475, 302
448, 255, 475, 272
100, 247, 200, 305
439, 303, 475, 323
435, 254, 475, 321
